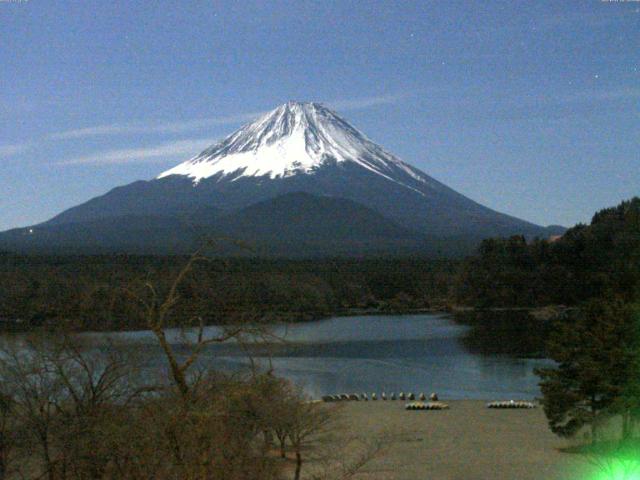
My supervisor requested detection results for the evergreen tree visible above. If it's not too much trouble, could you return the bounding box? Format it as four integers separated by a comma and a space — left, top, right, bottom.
536, 299, 640, 441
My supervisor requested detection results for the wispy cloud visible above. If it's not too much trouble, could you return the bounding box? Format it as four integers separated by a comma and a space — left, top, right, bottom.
48, 94, 406, 141
327, 93, 406, 111
57, 138, 217, 166
15, 94, 406, 167
48, 112, 263, 141
0, 142, 31, 158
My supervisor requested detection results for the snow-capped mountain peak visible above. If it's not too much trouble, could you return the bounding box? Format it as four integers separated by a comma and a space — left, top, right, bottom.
157, 101, 425, 187
16, 102, 556, 255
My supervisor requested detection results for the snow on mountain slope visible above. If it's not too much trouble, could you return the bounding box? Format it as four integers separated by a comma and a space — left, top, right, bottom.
157, 101, 430, 194
0, 98, 566, 256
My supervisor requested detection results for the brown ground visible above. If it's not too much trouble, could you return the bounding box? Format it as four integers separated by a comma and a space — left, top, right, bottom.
322, 400, 594, 480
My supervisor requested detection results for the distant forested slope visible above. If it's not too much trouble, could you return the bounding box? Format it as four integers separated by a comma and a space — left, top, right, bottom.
0, 255, 458, 330
458, 197, 640, 307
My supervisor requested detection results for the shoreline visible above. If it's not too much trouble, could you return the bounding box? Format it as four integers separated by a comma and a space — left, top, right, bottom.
0, 304, 570, 334
1, 308, 449, 334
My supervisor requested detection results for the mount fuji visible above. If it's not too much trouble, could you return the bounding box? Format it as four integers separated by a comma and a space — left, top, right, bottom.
0, 102, 563, 256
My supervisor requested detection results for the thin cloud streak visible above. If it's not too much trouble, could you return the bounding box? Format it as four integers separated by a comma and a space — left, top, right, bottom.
327, 93, 406, 111
0, 142, 31, 158
48, 94, 405, 141
57, 138, 217, 166
48, 112, 263, 140
48, 94, 406, 167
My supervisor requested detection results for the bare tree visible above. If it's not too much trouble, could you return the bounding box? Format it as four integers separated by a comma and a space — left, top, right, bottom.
287, 400, 333, 480
0, 246, 380, 480
125, 247, 270, 399
0, 333, 146, 480
48, 336, 145, 479
0, 390, 15, 480
0, 337, 64, 480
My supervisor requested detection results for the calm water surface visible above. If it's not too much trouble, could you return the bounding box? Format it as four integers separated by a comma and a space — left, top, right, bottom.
84, 314, 552, 400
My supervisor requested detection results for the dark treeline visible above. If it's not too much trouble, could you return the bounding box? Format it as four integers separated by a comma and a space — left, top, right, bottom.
455, 197, 640, 449
0, 255, 459, 331
456, 197, 640, 447
455, 310, 553, 358
2, 197, 637, 337
453, 197, 640, 360
458, 197, 640, 308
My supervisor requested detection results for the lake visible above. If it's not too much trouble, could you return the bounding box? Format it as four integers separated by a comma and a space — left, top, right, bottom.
84, 313, 553, 400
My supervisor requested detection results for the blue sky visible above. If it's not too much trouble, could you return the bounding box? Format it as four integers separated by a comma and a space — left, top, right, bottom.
1, 0, 638, 231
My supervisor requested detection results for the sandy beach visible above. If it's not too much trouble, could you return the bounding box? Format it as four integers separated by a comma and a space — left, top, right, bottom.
325, 400, 593, 480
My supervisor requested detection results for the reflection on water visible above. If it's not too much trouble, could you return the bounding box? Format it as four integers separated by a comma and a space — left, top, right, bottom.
82, 314, 553, 400
454, 310, 552, 358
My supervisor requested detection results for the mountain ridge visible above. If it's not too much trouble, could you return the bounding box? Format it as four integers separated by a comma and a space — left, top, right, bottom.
0, 192, 442, 257
1, 101, 564, 256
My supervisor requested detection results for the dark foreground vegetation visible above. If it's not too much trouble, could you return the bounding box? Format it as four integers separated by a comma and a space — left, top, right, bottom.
0, 334, 385, 480
0, 255, 384, 480
454, 309, 555, 358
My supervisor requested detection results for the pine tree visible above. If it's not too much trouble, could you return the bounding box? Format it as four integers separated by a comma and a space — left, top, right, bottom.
536, 299, 640, 441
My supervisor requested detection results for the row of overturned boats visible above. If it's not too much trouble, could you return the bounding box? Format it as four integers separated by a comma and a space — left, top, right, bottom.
321, 393, 536, 410
322, 392, 438, 402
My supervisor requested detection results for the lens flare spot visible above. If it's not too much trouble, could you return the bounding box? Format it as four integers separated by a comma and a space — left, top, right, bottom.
588, 458, 640, 480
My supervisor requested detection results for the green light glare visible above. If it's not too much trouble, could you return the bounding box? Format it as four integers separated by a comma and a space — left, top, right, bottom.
588, 458, 640, 480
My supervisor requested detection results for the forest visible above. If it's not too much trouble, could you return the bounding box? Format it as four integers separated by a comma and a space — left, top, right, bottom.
0, 254, 458, 331
1, 197, 638, 333
458, 197, 640, 447
458, 197, 640, 308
